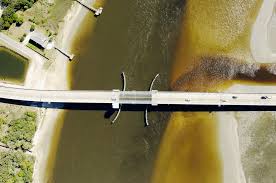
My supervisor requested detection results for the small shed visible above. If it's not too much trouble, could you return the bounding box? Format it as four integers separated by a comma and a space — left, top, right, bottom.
29, 31, 49, 50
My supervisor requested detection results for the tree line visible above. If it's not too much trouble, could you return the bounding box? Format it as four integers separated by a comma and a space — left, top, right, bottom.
0, 0, 37, 30
0, 111, 37, 182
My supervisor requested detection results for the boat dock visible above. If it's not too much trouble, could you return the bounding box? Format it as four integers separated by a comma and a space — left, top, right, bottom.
54, 47, 74, 60
75, 0, 103, 16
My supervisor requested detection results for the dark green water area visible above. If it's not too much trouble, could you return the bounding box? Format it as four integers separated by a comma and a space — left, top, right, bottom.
0, 47, 28, 84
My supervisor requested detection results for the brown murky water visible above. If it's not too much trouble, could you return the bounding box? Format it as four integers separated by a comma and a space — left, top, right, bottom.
52, 0, 183, 182
51, 0, 276, 183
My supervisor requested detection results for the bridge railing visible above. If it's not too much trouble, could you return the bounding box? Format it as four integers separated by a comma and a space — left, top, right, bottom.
119, 91, 152, 104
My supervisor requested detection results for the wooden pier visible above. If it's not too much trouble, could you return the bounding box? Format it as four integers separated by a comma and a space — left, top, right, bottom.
54, 47, 74, 60
75, 0, 103, 16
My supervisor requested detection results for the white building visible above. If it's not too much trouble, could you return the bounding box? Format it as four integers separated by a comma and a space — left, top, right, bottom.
29, 31, 49, 50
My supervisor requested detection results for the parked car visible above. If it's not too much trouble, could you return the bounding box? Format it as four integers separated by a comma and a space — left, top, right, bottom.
261, 96, 271, 99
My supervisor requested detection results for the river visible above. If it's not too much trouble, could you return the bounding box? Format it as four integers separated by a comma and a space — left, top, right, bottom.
50, 0, 276, 183
51, 0, 183, 182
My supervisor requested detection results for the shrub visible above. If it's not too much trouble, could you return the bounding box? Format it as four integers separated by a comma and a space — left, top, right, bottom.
30, 24, 35, 32
16, 16, 24, 26
1, 112, 37, 151
0, 151, 34, 183
0, 118, 5, 132
20, 34, 26, 42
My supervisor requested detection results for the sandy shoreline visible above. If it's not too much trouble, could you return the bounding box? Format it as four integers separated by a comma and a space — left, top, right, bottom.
218, 112, 246, 183
219, 1, 276, 183
251, 0, 276, 63
31, 0, 96, 182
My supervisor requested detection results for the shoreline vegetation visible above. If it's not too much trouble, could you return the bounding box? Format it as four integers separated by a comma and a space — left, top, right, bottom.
0, 0, 103, 182
0, 110, 36, 182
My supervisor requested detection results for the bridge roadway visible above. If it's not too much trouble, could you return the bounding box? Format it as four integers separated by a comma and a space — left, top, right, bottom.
0, 85, 276, 108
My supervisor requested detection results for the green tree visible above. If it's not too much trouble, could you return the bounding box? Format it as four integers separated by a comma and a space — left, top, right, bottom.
1, 0, 11, 6
0, 18, 4, 29
2, 22, 11, 30
0, 0, 37, 31
12, 14, 18, 23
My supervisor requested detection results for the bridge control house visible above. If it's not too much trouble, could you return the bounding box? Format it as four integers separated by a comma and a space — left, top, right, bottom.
28, 31, 49, 50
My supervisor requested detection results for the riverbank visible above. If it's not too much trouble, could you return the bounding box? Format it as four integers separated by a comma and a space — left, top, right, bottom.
31, 0, 97, 182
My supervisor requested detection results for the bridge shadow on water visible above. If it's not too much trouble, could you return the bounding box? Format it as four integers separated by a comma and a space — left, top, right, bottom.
1, 98, 276, 112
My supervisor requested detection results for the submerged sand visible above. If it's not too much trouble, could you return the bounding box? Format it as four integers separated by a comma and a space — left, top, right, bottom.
225, 1, 276, 182
152, 1, 274, 183
219, 1, 276, 182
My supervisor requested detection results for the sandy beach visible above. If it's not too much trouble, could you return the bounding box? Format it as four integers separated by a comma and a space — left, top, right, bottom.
218, 111, 246, 183
251, 0, 276, 63
219, 1, 276, 183
29, 0, 96, 182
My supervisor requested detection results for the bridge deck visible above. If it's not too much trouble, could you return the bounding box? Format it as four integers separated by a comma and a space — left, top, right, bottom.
0, 85, 276, 107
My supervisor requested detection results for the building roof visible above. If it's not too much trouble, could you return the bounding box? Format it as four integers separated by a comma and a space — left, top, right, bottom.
29, 31, 49, 49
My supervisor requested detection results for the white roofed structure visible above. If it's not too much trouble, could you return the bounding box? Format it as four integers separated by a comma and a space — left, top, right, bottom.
29, 31, 49, 49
